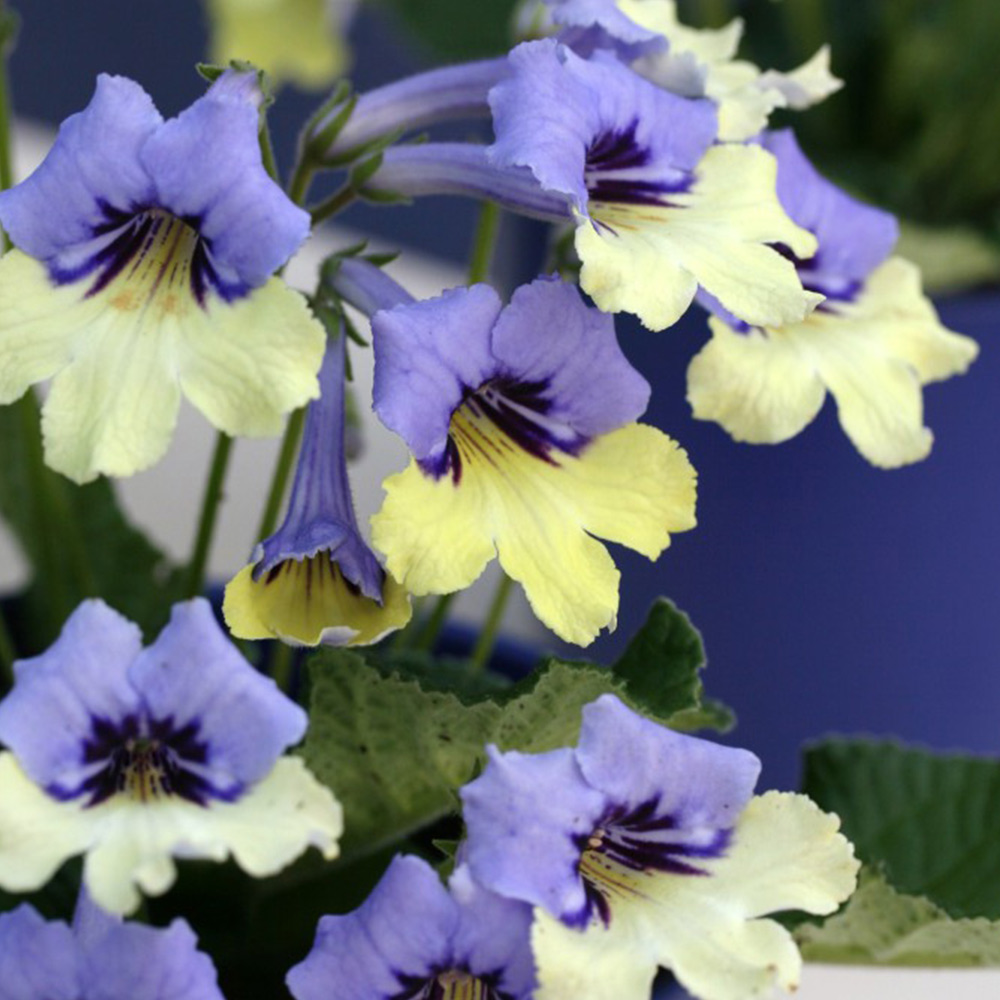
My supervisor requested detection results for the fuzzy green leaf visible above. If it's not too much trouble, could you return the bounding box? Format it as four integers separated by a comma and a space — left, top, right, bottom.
797, 869, 1000, 966
802, 740, 1000, 920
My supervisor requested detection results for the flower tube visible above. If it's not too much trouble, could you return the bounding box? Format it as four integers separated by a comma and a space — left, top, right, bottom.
0, 598, 342, 914
287, 856, 535, 1000
224, 330, 412, 646
0, 69, 325, 482
687, 130, 979, 467
361, 270, 697, 646
461, 694, 859, 1000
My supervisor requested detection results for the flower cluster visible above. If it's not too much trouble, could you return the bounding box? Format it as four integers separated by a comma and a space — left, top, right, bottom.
0, 0, 981, 996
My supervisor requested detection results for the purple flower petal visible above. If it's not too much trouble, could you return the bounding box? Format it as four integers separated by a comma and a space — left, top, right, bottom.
489, 40, 716, 216
0, 600, 142, 797
0, 905, 79, 1000
0, 75, 160, 266
460, 746, 606, 923
546, 0, 667, 60
764, 129, 898, 297
141, 69, 310, 289
491, 276, 650, 435
372, 284, 502, 463
576, 695, 760, 831
130, 599, 306, 794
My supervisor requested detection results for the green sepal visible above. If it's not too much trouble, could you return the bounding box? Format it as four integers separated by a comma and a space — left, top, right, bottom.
802, 739, 1000, 920
796, 868, 1000, 966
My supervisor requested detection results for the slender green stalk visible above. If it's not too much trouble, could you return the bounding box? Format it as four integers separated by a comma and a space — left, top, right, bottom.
469, 574, 513, 673
0, 606, 15, 687
255, 406, 305, 543
413, 593, 455, 652
184, 432, 233, 598
259, 120, 280, 185
288, 159, 317, 207
695, 0, 734, 28
467, 200, 500, 284
309, 185, 358, 227
269, 640, 294, 694
778, 0, 828, 59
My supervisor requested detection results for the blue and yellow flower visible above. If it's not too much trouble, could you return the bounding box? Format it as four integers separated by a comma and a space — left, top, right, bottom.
0, 893, 223, 999
687, 130, 979, 467
460, 695, 859, 1000
542, 0, 841, 141
0, 69, 325, 482
0, 599, 342, 915
224, 332, 412, 646
488, 40, 822, 331
287, 856, 535, 1000
368, 275, 697, 646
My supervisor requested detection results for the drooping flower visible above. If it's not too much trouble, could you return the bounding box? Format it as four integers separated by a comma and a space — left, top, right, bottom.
0, 69, 325, 483
460, 695, 859, 1000
0, 894, 223, 1000
488, 40, 821, 332
542, 0, 841, 141
687, 130, 979, 467
0, 598, 342, 915
204, 0, 357, 91
287, 856, 535, 1000
224, 330, 411, 646
365, 272, 697, 646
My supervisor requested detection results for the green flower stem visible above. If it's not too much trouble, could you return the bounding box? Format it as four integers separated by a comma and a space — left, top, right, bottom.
269, 639, 294, 694
184, 431, 233, 599
696, 0, 734, 28
259, 119, 280, 185
255, 405, 305, 543
469, 574, 513, 673
309, 185, 359, 227
0, 604, 15, 687
288, 159, 317, 207
413, 593, 455, 652
778, 0, 828, 58
467, 199, 500, 284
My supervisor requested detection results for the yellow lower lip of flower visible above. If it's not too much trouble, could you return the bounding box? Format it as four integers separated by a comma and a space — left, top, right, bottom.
223, 556, 412, 647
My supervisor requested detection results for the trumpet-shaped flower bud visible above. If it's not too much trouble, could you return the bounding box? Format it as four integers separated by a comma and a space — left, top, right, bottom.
224, 332, 411, 646
0, 599, 342, 914
0, 70, 325, 482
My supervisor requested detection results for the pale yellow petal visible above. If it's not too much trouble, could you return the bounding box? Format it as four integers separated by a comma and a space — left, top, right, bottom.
532, 907, 658, 1000
578, 144, 821, 331
371, 459, 498, 597
223, 559, 412, 647
175, 278, 325, 439
0, 753, 97, 894
759, 45, 843, 111
687, 318, 826, 444
0, 250, 78, 403
206, 0, 350, 90
195, 756, 342, 876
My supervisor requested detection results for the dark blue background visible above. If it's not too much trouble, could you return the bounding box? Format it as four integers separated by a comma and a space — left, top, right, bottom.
11, 2, 998, 790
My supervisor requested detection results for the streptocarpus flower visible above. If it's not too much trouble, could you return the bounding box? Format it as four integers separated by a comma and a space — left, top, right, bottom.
488, 40, 822, 332
368, 274, 697, 646
687, 130, 979, 468
0, 895, 223, 1000
544, 0, 841, 141
0, 69, 325, 483
0, 598, 342, 915
224, 331, 412, 646
287, 855, 535, 1000
460, 695, 859, 1000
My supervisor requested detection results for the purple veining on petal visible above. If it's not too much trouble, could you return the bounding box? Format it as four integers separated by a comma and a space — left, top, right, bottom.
585, 120, 692, 208
418, 376, 589, 484
568, 796, 732, 928
47, 201, 248, 306
48, 711, 239, 807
